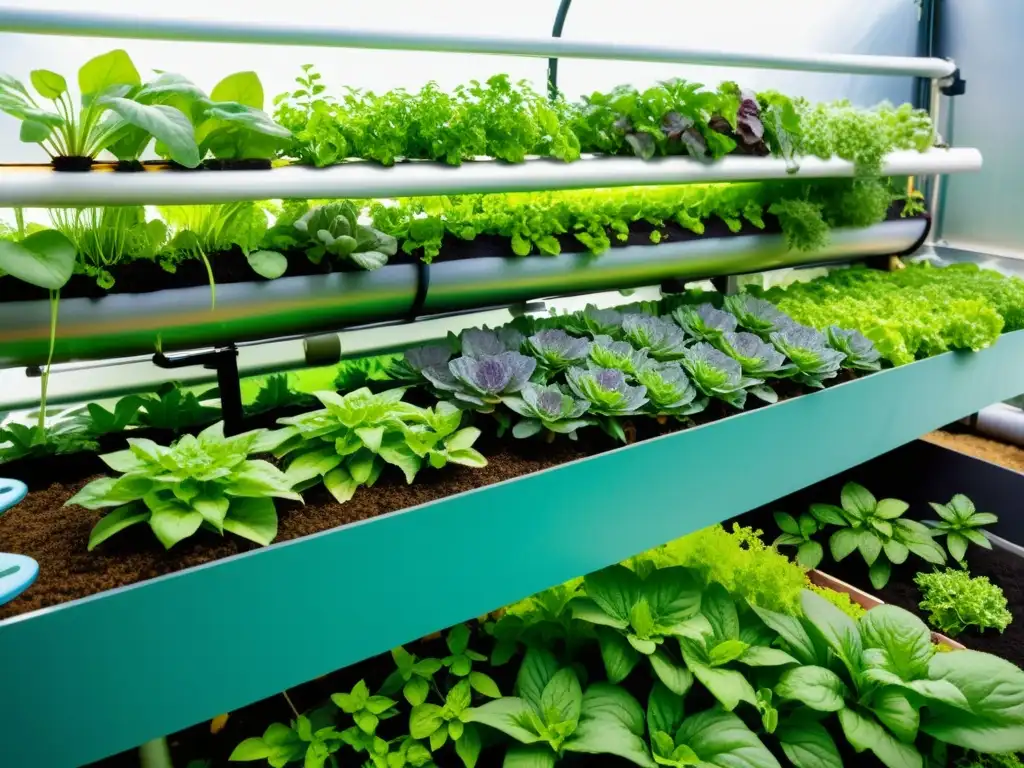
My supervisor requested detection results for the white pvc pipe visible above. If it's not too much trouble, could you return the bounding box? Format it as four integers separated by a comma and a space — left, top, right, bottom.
974, 403, 1024, 448
0, 149, 983, 207
0, 7, 958, 78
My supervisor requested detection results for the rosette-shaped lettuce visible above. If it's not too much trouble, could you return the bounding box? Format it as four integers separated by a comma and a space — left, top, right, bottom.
589, 334, 649, 378
717, 331, 795, 378
501, 382, 595, 440
636, 362, 706, 416
565, 365, 648, 416
422, 351, 536, 409
827, 326, 882, 371
523, 330, 591, 379
387, 343, 453, 382
460, 326, 525, 358
560, 304, 626, 340
294, 202, 397, 269
724, 294, 791, 337
681, 342, 763, 409
769, 325, 846, 387
673, 303, 737, 344
622, 314, 688, 361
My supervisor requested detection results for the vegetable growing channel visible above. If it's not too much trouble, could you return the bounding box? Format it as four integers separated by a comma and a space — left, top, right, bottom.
2, 7, 1024, 768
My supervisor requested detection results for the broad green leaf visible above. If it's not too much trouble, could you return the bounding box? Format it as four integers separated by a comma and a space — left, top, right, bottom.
838, 708, 922, 768
860, 605, 933, 681
829, 528, 859, 562
708, 639, 749, 667
584, 564, 641, 625
378, 440, 421, 484
750, 605, 819, 666
739, 646, 799, 667
247, 250, 288, 279
67, 476, 121, 510
809, 503, 847, 527
30, 69, 67, 99
455, 724, 481, 768
869, 559, 891, 590
211, 71, 265, 109
684, 655, 756, 712
409, 704, 444, 740
539, 668, 582, 728
354, 710, 379, 735
701, 582, 740, 642
87, 503, 150, 550
948, 494, 976, 517
324, 467, 359, 504
776, 719, 842, 768
463, 697, 542, 744
774, 511, 800, 535
630, 598, 656, 638
882, 538, 909, 565
649, 649, 693, 696
674, 707, 781, 768
920, 650, 1024, 752
800, 590, 862, 674
0, 229, 76, 290
19, 119, 53, 143
775, 666, 848, 712
469, 671, 501, 699
193, 494, 230, 532
579, 683, 646, 736
947, 532, 968, 562
147, 497, 204, 548
515, 648, 560, 711
222, 497, 278, 546
99, 98, 200, 167
429, 726, 447, 752
928, 501, 957, 524
404, 677, 430, 706
79, 49, 140, 100
627, 635, 657, 655
875, 498, 909, 519
857, 529, 882, 566
647, 682, 684, 738
447, 679, 473, 713
229, 737, 273, 761
563, 717, 654, 768
570, 597, 628, 629
597, 628, 640, 683
365, 695, 396, 715
871, 688, 918, 743
447, 624, 470, 655
797, 541, 824, 569
841, 482, 876, 519
503, 744, 556, 768
798, 514, 818, 537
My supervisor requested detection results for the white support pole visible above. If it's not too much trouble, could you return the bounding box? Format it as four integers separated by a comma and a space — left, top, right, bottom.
0, 7, 958, 79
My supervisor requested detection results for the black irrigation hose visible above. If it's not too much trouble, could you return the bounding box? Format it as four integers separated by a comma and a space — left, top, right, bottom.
547, 0, 573, 101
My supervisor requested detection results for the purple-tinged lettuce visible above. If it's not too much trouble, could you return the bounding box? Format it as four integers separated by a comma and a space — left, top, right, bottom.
566, 364, 648, 443
460, 326, 525, 359
622, 314, 688, 361
680, 343, 763, 409
717, 331, 795, 379
673, 303, 737, 344
523, 330, 591, 379
636, 362, 706, 417
565, 365, 648, 416
388, 343, 453, 382
423, 352, 536, 409
560, 304, 625, 340
589, 334, 649, 378
724, 294, 791, 337
502, 382, 595, 440
769, 325, 846, 388
826, 326, 882, 372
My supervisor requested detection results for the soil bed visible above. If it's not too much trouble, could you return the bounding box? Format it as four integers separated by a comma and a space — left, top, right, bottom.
924, 429, 1024, 474
0, 375, 834, 621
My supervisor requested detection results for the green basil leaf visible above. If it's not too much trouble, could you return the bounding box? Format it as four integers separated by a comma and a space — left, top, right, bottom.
0, 230, 76, 290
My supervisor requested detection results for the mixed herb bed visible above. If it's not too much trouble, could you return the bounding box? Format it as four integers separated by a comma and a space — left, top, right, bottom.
2, 54, 934, 173
89, 524, 1024, 768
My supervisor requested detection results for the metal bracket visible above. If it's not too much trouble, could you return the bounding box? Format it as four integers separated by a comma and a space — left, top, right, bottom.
940, 66, 966, 97
152, 345, 243, 436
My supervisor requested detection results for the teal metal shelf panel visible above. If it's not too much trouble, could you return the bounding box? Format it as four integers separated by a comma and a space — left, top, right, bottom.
3, 330, 1024, 767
